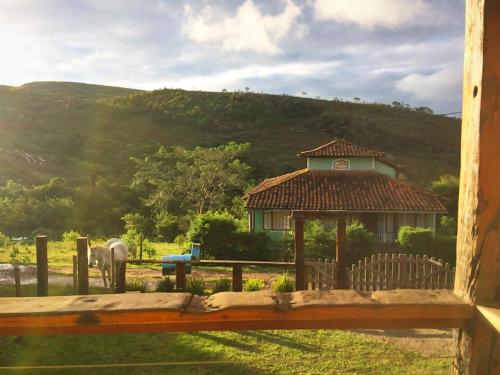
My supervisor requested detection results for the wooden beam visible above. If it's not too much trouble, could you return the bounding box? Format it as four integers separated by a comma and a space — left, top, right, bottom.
336, 216, 347, 289
0, 290, 472, 336
477, 305, 500, 333
454, 1, 500, 373
294, 215, 305, 291
77, 237, 89, 295
35, 236, 48, 297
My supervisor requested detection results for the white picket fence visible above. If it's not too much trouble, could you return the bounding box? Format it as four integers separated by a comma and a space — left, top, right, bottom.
305, 253, 455, 291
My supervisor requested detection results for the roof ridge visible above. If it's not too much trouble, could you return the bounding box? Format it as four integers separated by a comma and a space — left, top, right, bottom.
297, 138, 385, 158
247, 168, 308, 195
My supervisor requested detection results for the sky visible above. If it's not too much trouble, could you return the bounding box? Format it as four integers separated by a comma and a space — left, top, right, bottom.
0, 0, 465, 113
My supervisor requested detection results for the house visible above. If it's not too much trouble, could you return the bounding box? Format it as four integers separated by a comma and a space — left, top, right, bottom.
243, 139, 446, 242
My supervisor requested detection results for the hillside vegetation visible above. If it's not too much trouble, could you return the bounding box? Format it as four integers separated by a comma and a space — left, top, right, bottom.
0, 81, 460, 188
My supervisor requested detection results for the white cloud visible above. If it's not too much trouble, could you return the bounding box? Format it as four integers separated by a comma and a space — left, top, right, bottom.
134, 61, 340, 91
395, 66, 462, 101
184, 0, 304, 55
313, 0, 430, 29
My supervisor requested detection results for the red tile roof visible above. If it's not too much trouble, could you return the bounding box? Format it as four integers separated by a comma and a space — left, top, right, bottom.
298, 139, 385, 158
244, 170, 446, 212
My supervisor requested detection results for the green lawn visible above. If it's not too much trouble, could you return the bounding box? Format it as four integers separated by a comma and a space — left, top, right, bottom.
0, 330, 451, 374
0, 241, 184, 268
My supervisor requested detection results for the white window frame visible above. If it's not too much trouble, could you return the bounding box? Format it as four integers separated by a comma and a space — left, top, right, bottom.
332, 159, 350, 171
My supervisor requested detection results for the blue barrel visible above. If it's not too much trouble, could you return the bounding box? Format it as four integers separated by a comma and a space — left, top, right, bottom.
161, 243, 200, 275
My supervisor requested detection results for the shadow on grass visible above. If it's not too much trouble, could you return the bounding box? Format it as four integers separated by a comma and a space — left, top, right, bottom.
191, 332, 257, 352
240, 331, 317, 352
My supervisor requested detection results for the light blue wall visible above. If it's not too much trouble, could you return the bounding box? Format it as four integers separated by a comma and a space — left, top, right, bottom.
307, 157, 395, 178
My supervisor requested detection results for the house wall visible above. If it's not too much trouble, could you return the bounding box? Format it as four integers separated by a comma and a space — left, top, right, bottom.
307, 157, 395, 177
251, 209, 291, 241
250, 209, 437, 243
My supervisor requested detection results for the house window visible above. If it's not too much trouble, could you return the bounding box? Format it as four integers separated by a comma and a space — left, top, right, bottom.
386, 214, 394, 233
263, 211, 291, 230
264, 211, 272, 230
416, 214, 427, 228
332, 159, 349, 171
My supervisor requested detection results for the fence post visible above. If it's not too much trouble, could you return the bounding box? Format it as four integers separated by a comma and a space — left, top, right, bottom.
14, 266, 21, 297
77, 237, 89, 295
110, 247, 116, 291
232, 264, 242, 292
72, 255, 78, 294
116, 261, 126, 293
294, 215, 306, 291
36, 235, 48, 296
176, 262, 186, 292
336, 216, 347, 289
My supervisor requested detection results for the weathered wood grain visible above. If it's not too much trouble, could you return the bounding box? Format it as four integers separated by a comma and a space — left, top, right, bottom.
454, 1, 500, 374
0, 290, 472, 336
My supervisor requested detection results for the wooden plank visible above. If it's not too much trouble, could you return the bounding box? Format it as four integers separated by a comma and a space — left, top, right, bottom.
0, 290, 473, 336
77, 237, 89, 295
335, 216, 347, 289
477, 305, 500, 334
116, 261, 126, 294
126, 259, 295, 267
72, 255, 78, 294
175, 263, 186, 292
14, 266, 21, 297
294, 216, 306, 291
232, 264, 242, 292
36, 236, 48, 297
454, 1, 500, 373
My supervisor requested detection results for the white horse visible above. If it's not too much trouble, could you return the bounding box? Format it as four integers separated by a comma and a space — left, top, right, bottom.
88, 239, 129, 288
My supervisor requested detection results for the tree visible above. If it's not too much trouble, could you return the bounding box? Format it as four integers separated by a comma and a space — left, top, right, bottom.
122, 212, 147, 259
131, 142, 251, 216
430, 175, 459, 225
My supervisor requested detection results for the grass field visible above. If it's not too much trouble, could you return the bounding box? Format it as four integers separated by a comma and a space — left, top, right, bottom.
0, 329, 451, 374
0, 241, 184, 268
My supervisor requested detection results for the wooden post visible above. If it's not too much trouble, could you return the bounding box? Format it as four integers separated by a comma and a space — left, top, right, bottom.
453, 1, 500, 374
14, 266, 21, 297
336, 216, 347, 289
232, 264, 242, 292
110, 247, 116, 291
176, 262, 186, 292
139, 233, 144, 260
72, 255, 78, 294
77, 237, 89, 295
35, 235, 48, 297
116, 261, 126, 294
294, 215, 305, 291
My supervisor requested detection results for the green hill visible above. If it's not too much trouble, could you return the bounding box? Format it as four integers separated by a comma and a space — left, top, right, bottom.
0, 81, 460, 187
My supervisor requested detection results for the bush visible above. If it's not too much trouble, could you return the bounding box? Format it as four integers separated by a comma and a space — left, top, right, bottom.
438, 216, 456, 236
304, 220, 375, 264
212, 278, 232, 293
0, 231, 10, 247
186, 277, 206, 295
143, 239, 157, 259
305, 220, 336, 259
187, 211, 273, 260
432, 234, 457, 264
62, 230, 81, 243
271, 274, 295, 293
397, 226, 434, 255
346, 221, 376, 265
126, 279, 146, 293
243, 278, 265, 292
156, 277, 175, 292
187, 211, 238, 259
153, 212, 180, 242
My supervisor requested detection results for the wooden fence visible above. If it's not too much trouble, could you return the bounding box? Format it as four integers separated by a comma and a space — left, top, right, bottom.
306, 253, 455, 291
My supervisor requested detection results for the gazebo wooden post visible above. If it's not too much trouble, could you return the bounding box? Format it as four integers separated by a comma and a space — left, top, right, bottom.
453, 1, 500, 373
294, 214, 306, 291
336, 216, 347, 289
